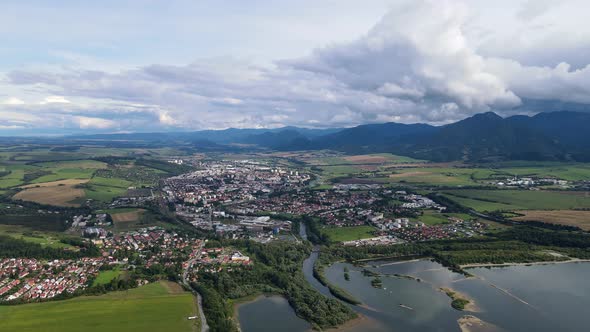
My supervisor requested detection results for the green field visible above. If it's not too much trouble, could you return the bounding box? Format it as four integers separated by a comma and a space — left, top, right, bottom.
322, 225, 376, 242
417, 211, 474, 225
85, 176, 133, 202
0, 281, 198, 332
93, 268, 124, 286
0, 225, 76, 249
444, 189, 590, 211
0, 166, 27, 188
483, 162, 590, 181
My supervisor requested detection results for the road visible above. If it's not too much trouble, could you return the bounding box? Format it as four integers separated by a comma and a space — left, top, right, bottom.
182, 244, 209, 332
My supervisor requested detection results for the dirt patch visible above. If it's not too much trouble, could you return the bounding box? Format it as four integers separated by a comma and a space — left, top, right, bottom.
358, 165, 379, 171
111, 209, 145, 223
160, 281, 185, 294
344, 155, 390, 164
389, 171, 432, 178
555, 191, 590, 197
20, 179, 89, 189
512, 210, 590, 231
13, 183, 86, 207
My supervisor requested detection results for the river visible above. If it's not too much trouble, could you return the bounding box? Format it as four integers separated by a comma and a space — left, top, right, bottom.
239, 224, 590, 332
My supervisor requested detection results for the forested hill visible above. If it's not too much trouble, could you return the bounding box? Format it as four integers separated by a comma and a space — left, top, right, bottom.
292, 111, 590, 162
65, 111, 590, 162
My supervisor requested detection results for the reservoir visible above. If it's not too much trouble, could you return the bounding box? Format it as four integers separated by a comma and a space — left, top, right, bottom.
240, 224, 590, 331
237, 295, 311, 332
321, 259, 590, 332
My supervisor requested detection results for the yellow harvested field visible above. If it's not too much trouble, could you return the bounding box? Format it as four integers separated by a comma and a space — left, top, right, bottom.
111, 209, 144, 223
20, 179, 89, 189
389, 171, 432, 178
512, 210, 590, 231
344, 155, 390, 164
13, 183, 86, 207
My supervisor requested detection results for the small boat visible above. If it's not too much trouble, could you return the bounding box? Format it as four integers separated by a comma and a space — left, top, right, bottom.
399, 304, 414, 310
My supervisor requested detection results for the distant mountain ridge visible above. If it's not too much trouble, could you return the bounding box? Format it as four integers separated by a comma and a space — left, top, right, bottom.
70, 111, 590, 162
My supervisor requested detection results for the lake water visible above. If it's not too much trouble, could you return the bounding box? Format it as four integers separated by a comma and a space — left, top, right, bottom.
237, 295, 311, 332
322, 259, 590, 332
239, 224, 590, 331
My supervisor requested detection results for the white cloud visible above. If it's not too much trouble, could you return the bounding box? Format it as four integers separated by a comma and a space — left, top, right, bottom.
3, 0, 590, 133
40, 96, 71, 104
75, 116, 116, 129
1, 97, 25, 105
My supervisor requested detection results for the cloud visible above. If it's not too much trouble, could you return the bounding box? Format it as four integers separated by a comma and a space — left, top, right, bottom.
285, 0, 521, 111
3, 0, 590, 133
74, 116, 116, 129
40, 96, 71, 104
1, 97, 25, 105
516, 0, 559, 22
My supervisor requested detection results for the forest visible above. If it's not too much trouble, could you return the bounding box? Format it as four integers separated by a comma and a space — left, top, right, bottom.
194, 240, 355, 331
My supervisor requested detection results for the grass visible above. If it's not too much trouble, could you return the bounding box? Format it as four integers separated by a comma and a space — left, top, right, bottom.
0, 214, 67, 232
85, 176, 133, 202
0, 167, 26, 188
444, 189, 590, 211
385, 167, 478, 186
418, 211, 474, 225
30, 168, 96, 183
96, 208, 142, 214
93, 268, 124, 286
0, 281, 198, 332
322, 225, 376, 242
0, 225, 76, 249
487, 163, 590, 182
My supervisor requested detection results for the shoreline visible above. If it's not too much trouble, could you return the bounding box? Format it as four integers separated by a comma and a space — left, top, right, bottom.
460, 258, 590, 269
458, 315, 500, 332
324, 313, 373, 332
440, 287, 480, 312
232, 293, 280, 330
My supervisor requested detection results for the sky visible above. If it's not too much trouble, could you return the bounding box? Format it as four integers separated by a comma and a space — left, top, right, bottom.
1, 0, 590, 135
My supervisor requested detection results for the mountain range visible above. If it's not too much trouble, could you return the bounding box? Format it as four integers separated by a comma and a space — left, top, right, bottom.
69, 111, 590, 162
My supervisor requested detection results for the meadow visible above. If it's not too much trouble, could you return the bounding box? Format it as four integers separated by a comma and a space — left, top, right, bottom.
443, 189, 590, 211
92, 268, 124, 286
0, 225, 75, 249
0, 281, 198, 332
417, 211, 474, 225
321, 225, 376, 242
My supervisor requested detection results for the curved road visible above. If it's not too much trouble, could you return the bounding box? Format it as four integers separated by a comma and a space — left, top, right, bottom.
182, 249, 209, 332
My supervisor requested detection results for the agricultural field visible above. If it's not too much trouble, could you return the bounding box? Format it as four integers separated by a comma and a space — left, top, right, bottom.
0, 166, 28, 188
13, 180, 89, 207
311, 153, 424, 166
512, 210, 590, 231
443, 189, 590, 211
321, 225, 376, 242
0, 281, 198, 332
85, 176, 133, 202
109, 208, 145, 223
385, 167, 481, 186
111, 209, 146, 231
482, 161, 590, 182
0, 214, 68, 232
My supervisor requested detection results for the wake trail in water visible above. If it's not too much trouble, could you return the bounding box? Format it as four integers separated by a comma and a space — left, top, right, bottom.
487, 282, 536, 309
